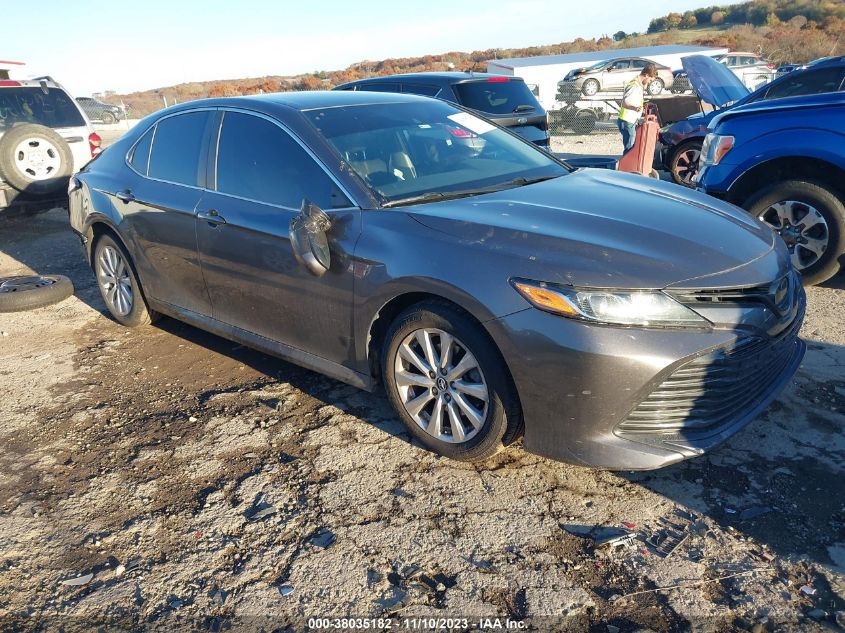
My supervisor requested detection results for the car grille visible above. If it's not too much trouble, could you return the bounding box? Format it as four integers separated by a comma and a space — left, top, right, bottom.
617, 303, 804, 437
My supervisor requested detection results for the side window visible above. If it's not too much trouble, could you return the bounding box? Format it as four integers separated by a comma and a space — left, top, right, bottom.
130, 126, 155, 175
358, 82, 401, 93
402, 84, 441, 97
611, 61, 631, 71
215, 112, 350, 209
148, 111, 211, 186
631, 60, 647, 69
765, 67, 845, 100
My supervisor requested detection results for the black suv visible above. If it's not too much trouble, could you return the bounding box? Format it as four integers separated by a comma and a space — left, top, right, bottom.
334, 72, 550, 149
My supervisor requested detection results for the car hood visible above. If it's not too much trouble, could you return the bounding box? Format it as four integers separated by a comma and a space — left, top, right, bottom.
406, 169, 780, 290
682, 55, 749, 107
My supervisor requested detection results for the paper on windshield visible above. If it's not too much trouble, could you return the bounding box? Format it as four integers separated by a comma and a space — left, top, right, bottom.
447, 112, 496, 135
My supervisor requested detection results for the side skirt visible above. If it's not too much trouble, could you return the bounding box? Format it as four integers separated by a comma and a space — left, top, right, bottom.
148, 299, 375, 392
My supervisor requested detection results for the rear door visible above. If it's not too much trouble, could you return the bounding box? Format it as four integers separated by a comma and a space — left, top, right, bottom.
195, 110, 361, 364
119, 110, 216, 314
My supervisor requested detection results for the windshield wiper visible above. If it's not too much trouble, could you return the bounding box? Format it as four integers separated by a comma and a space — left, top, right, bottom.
512, 104, 535, 113
506, 175, 561, 186
382, 175, 563, 208
382, 188, 499, 208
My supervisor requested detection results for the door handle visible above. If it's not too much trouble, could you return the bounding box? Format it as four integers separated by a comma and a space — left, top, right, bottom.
115, 190, 135, 203
198, 209, 226, 225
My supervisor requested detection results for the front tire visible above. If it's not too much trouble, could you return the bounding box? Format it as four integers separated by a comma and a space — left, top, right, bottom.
382, 302, 521, 461
744, 180, 845, 286
581, 79, 600, 96
668, 140, 702, 187
101, 111, 116, 125
93, 233, 158, 326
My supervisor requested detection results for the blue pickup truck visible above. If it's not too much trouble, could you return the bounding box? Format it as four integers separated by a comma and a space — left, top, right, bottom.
696, 91, 845, 285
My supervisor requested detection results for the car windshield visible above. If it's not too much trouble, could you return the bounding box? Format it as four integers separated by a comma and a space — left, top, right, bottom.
585, 60, 608, 71
0, 87, 85, 131
452, 80, 542, 115
305, 100, 568, 205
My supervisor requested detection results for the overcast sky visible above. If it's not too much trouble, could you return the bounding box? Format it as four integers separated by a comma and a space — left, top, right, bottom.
5, 0, 710, 96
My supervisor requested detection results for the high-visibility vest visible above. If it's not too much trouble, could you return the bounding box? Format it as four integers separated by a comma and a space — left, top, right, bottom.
618, 78, 642, 124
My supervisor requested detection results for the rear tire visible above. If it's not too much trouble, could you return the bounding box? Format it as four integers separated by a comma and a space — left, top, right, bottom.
381, 301, 522, 461
744, 180, 845, 286
572, 110, 597, 135
647, 78, 665, 95
93, 233, 158, 326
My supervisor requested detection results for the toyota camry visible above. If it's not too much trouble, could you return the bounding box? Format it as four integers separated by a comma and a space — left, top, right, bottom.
68, 91, 805, 469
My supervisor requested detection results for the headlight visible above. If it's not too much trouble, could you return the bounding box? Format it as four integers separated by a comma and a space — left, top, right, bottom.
701, 133, 734, 167
511, 279, 708, 327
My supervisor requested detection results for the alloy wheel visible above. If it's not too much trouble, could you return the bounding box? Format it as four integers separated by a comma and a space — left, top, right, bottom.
393, 328, 489, 444
97, 245, 133, 316
672, 147, 700, 186
757, 200, 829, 270
14, 137, 61, 181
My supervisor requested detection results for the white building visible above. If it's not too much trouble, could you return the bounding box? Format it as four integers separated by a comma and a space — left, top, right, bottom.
487, 45, 729, 110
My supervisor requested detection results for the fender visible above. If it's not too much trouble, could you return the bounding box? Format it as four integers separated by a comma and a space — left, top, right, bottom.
709, 127, 845, 195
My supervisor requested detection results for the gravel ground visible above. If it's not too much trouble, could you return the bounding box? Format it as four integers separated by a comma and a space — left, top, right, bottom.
0, 128, 843, 631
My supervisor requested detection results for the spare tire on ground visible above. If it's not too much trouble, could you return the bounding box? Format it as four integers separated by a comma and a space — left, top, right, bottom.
0, 124, 73, 195
0, 275, 74, 313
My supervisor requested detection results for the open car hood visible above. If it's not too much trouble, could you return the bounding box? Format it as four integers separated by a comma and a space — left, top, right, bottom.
682, 55, 749, 108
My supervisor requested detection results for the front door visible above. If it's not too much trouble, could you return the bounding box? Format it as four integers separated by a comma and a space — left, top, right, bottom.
195, 110, 361, 365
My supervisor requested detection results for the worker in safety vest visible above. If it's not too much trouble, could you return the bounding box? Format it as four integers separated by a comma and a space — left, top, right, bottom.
617, 63, 658, 154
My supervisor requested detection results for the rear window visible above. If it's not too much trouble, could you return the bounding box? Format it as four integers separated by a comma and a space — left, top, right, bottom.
453, 80, 541, 115
764, 67, 845, 100
0, 87, 85, 131
148, 111, 211, 186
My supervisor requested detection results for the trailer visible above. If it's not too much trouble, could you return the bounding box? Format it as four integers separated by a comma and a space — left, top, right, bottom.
487, 45, 728, 111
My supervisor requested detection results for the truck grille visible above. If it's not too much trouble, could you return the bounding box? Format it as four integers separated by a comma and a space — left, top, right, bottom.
617, 305, 804, 436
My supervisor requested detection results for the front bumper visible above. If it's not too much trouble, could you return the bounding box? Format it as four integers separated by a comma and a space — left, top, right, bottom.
488, 294, 806, 470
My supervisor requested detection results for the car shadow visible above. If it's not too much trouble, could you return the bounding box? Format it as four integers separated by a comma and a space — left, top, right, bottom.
148, 307, 845, 576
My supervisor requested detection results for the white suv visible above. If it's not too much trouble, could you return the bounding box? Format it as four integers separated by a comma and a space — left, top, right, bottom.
0, 76, 101, 210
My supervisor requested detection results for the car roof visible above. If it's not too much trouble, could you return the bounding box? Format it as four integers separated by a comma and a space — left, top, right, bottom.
336, 71, 525, 87
158, 90, 434, 115
0, 76, 65, 89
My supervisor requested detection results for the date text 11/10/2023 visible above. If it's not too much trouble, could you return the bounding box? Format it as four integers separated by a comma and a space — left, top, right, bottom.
307, 617, 527, 630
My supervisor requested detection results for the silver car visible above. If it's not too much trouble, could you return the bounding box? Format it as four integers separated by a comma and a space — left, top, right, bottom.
560, 57, 674, 97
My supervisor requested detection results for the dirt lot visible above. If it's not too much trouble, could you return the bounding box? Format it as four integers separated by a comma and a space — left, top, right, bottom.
0, 131, 844, 631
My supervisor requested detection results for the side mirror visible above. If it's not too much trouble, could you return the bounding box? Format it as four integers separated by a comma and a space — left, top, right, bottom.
290, 199, 332, 277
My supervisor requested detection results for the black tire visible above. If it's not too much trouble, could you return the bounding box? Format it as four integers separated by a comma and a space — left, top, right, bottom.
0, 275, 74, 313
744, 180, 845, 286
101, 111, 116, 125
0, 124, 73, 194
572, 110, 597, 135
93, 233, 158, 326
381, 301, 522, 462
647, 78, 665, 96
668, 140, 702, 187
581, 78, 600, 96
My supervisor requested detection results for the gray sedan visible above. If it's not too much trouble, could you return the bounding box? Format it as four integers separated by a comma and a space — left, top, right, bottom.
68, 91, 805, 469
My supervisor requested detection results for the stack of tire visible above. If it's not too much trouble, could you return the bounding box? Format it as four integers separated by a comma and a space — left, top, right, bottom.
0, 124, 75, 313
